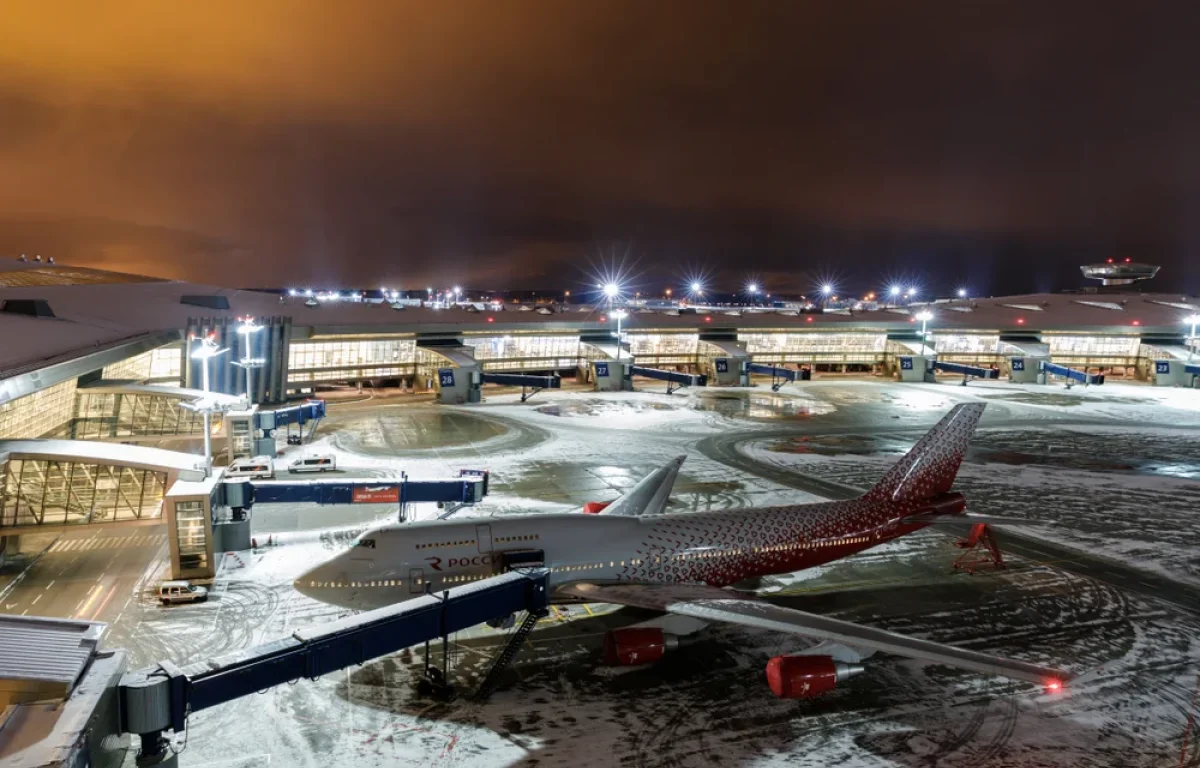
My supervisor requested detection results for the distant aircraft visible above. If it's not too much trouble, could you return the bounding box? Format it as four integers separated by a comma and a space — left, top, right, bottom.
296, 403, 1071, 698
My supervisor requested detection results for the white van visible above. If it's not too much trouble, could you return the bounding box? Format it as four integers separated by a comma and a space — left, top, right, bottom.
159, 580, 208, 605
289, 454, 336, 473
226, 456, 275, 479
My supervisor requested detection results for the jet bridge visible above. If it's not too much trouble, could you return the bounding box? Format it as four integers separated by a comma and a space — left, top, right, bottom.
930, 360, 1001, 385
221, 470, 489, 517
120, 569, 550, 767
628, 365, 707, 394
479, 372, 562, 402
745, 362, 810, 391
1040, 360, 1105, 386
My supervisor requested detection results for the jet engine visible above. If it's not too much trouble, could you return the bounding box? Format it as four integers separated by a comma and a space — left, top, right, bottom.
602, 627, 679, 666
582, 501, 612, 514
765, 655, 864, 698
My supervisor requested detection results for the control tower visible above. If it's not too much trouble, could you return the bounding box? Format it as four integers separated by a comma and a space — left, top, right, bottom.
1081, 258, 1160, 286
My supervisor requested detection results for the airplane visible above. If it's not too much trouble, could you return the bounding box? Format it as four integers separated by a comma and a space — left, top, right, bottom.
295, 403, 1072, 698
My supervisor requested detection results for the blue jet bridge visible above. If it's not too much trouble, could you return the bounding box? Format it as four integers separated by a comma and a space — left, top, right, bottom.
222, 469, 489, 520
628, 365, 706, 394
479, 372, 561, 402
745, 362, 811, 391
1040, 360, 1105, 386
930, 360, 1001, 386
120, 569, 550, 766
259, 399, 326, 445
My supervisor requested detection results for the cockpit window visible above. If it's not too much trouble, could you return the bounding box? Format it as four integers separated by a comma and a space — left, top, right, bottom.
357, 538, 376, 549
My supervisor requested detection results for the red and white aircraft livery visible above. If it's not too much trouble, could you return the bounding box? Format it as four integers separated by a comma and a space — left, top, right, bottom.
297, 403, 1072, 698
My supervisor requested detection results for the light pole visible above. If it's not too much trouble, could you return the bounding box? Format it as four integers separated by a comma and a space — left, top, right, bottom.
821, 284, 833, 308
233, 317, 266, 404
453, 286, 462, 305
916, 310, 933, 352
191, 336, 229, 477
1187, 314, 1199, 360
613, 309, 628, 360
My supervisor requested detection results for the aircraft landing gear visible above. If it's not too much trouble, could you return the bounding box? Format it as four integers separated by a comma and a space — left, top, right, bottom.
953, 523, 1006, 574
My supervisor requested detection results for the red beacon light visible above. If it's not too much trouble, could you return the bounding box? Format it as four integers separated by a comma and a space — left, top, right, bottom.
486, 316, 494, 323
1106, 258, 1114, 263
806, 316, 814, 322
1132, 320, 1140, 326
1045, 679, 1063, 693
704, 315, 712, 322
1016, 317, 1025, 325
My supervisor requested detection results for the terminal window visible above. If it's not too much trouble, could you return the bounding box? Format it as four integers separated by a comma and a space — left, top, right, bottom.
174, 499, 209, 572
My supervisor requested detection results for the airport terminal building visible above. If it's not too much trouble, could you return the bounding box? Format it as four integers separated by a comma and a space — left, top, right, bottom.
0, 258, 1197, 566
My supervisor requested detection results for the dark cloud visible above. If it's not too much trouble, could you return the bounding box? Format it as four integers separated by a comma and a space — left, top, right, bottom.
1, 1, 1198, 294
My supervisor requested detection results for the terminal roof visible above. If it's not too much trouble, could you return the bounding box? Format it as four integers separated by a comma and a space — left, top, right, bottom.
0, 615, 103, 689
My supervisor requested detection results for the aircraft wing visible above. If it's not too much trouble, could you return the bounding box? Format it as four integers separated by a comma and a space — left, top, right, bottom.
557, 581, 1071, 687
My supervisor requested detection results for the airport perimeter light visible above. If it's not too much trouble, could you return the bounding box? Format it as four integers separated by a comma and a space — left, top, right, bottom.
689, 281, 704, 298
613, 308, 629, 359
915, 310, 934, 347
957, 288, 968, 299
233, 318, 266, 405
190, 336, 229, 477
1186, 314, 1200, 360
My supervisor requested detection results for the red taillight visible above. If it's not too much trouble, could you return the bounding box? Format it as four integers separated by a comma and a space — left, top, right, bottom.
1046, 679, 1062, 692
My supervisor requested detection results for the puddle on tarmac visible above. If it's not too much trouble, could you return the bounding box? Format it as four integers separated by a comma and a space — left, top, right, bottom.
535, 399, 680, 417
534, 392, 835, 421
689, 391, 836, 421
980, 392, 1147, 407
326, 409, 511, 453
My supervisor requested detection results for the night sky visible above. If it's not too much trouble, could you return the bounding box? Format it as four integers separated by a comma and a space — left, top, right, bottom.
3, 2, 1200, 297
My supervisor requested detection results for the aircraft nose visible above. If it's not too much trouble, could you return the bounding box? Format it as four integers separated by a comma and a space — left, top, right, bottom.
294, 562, 335, 600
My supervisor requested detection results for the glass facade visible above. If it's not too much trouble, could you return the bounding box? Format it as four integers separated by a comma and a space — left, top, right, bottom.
0, 458, 167, 529
0, 378, 77, 439
288, 338, 417, 384
101, 346, 183, 383
1045, 334, 1141, 366
71, 392, 217, 439
173, 499, 209, 572
463, 334, 581, 371
740, 332, 887, 363
626, 333, 701, 365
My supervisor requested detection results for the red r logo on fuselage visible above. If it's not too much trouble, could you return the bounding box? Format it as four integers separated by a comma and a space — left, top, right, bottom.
425, 556, 443, 571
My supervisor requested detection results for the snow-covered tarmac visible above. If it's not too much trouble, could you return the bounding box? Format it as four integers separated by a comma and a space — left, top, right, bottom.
119, 379, 1200, 767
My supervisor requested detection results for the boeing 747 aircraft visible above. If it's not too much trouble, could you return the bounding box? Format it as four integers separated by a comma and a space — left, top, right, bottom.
296, 403, 1072, 698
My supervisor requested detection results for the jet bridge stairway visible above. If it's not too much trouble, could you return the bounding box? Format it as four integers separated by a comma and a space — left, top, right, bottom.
472, 607, 549, 701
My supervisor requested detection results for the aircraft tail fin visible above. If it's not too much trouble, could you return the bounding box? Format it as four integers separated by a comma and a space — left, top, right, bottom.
600, 456, 686, 517
865, 403, 985, 503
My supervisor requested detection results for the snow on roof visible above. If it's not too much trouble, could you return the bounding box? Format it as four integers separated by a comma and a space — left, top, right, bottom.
0, 439, 206, 480
0, 615, 103, 688
80, 382, 243, 408
1, 270, 1198, 380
